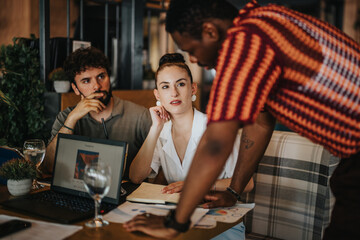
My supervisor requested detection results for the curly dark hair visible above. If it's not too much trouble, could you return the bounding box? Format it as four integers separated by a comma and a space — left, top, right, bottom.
155, 53, 193, 87
63, 47, 110, 84
166, 0, 238, 40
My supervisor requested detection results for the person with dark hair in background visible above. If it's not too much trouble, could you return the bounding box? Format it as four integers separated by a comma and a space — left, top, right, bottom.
124, 0, 360, 239
129, 53, 254, 240
43, 47, 152, 179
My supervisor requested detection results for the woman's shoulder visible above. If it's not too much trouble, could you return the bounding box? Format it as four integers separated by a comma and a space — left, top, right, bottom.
193, 109, 207, 124
192, 109, 208, 137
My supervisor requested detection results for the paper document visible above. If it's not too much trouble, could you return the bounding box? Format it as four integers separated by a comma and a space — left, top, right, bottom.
196, 202, 255, 229
104, 201, 208, 228
0, 214, 82, 240
194, 217, 217, 229
126, 182, 180, 204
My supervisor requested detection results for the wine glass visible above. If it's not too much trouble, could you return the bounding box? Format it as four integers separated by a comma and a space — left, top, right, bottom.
83, 162, 111, 228
23, 139, 46, 189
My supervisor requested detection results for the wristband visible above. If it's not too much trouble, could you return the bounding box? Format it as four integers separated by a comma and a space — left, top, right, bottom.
63, 124, 74, 132
164, 209, 191, 233
226, 187, 241, 201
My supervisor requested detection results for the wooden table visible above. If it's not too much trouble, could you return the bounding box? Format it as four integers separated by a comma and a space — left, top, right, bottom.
0, 184, 242, 240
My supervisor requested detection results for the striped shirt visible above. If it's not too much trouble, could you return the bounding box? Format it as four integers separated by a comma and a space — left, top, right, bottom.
206, 0, 360, 158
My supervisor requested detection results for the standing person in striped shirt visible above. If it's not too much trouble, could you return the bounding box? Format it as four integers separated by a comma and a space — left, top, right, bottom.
124, 0, 360, 239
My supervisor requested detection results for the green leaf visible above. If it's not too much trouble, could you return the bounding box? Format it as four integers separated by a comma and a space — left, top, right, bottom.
0, 36, 46, 147
0, 158, 36, 180
0, 90, 19, 111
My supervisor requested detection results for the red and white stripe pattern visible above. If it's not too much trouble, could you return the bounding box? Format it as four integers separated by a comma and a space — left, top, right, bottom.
207, 0, 360, 157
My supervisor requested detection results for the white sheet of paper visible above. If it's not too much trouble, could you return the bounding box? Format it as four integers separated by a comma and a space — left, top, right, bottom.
104, 201, 208, 227
198, 203, 255, 224
0, 214, 82, 240
194, 217, 217, 229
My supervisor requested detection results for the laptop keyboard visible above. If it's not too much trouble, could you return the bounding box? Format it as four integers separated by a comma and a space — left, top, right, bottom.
28, 191, 116, 213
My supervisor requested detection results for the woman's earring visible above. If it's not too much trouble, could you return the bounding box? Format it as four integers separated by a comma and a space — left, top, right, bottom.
191, 95, 197, 102
156, 100, 161, 106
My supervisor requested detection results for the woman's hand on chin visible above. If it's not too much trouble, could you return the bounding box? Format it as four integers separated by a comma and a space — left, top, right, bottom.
162, 181, 184, 194
149, 106, 170, 129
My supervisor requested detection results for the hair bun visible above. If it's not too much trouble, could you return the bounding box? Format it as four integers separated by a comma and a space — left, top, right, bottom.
159, 53, 185, 66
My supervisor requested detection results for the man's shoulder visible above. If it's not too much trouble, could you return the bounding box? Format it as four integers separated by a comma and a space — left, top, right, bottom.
113, 97, 150, 117
123, 99, 148, 110
114, 97, 147, 110
113, 97, 151, 132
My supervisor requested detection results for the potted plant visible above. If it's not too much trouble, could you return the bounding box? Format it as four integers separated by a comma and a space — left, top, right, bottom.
0, 158, 36, 196
0, 36, 47, 147
0, 90, 19, 146
49, 67, 71, 93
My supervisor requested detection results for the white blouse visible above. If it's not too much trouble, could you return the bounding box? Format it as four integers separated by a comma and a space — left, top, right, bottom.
150, 109, 240, 184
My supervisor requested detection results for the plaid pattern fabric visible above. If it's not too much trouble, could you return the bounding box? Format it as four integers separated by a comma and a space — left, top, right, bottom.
243, 131, 339, 240
246, 232, 283, 240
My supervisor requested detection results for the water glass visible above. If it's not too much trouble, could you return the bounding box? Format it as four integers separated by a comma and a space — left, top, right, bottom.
23, 139, 46, 189
83, 162, 111, 228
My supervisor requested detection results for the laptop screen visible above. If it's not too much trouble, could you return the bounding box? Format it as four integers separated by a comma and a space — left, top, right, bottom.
52, 133, 128, 204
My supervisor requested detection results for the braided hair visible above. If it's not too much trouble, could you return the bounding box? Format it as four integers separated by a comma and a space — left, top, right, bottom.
155, 53, 193, 87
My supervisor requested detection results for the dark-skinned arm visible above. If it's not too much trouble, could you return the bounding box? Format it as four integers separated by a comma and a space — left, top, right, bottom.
174, 120, 240, 223
124, 112, 276, 238
175, 112, 275, 222
202, 111, 276, 208
231, 111, 275, 192
124, 121, 238, 238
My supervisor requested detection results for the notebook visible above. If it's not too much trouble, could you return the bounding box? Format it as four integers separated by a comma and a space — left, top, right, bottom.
126, 182, 180, 204
1, 133, 128, 224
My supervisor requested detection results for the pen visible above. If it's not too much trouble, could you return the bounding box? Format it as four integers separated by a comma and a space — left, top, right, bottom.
101, 118, 109, 139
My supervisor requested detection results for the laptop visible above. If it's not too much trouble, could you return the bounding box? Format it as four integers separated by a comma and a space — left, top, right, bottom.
1, 133, 128, 224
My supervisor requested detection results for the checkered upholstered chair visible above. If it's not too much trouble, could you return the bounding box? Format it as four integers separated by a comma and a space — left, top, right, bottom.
243, 131, 339, 240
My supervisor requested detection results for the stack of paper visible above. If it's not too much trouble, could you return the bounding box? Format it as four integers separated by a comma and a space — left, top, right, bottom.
109, 182, 256, 230
104, 201, 208, 228
126, 182, 180, 204
195, 203, 255, 229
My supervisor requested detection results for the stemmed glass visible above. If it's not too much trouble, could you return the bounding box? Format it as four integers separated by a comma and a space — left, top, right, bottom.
23, 139, 46, 189
83, 162, 111, 228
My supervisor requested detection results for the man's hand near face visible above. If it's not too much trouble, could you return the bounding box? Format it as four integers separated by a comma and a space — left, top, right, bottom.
42, 92, 106, 173
65, 92, 106, 127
